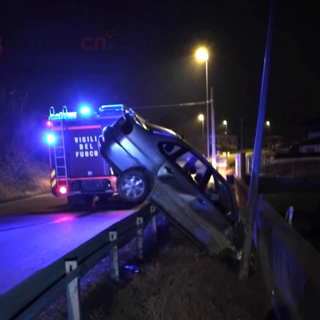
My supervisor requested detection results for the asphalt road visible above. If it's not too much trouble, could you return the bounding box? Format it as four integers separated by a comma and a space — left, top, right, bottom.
0, 194, 140, 295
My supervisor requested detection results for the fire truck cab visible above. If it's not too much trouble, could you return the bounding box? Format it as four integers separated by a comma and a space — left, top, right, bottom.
46, 104, 128, 205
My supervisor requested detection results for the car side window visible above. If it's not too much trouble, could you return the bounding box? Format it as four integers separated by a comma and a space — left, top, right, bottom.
159, 143, 209, 185
175, 151, 193, 169
215, 174, 234, 214
202, 170, 235, 217
174, 151, 208, 185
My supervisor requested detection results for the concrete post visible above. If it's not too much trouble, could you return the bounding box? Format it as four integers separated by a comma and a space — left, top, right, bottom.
65, 259, 81, 320
109, 231, 119, 281
136, 217, 144, 259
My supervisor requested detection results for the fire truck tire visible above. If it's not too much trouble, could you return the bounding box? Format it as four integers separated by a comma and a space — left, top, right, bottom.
116, 169, 151, 203
67, 195, 93, 207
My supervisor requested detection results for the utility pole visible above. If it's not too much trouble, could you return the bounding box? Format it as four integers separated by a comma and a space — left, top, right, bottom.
206, 60, 210, 160
239, 0, 275, 280
210, 87, 216, 168
240, 118, 244, 153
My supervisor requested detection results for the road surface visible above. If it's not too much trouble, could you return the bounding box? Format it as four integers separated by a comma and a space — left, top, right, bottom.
0, 194, 139, 295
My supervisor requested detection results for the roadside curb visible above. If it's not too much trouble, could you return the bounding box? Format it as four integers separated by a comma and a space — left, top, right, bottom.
0, 193, 52, 207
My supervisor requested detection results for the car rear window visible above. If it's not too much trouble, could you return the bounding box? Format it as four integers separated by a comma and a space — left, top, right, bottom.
162, 143, 181, 156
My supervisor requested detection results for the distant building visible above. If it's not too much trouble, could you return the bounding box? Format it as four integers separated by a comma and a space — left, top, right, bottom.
216, 134, 238, 152
289, 119, 320, 154
296, 137, 320, 153
302, 118, 320, 140
263, 135, 286, 151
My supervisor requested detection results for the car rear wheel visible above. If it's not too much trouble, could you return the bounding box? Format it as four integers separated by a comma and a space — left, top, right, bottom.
116, 169, 150, 203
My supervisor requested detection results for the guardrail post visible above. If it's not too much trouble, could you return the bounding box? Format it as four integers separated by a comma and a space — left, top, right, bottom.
152, 215, 157, 242
65, 259, 81, 320
109, 231, 119, 282
285, 206, 294, 226
136, 217, 144, 259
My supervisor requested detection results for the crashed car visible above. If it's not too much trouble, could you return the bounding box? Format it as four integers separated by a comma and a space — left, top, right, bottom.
98, 109, 244, 259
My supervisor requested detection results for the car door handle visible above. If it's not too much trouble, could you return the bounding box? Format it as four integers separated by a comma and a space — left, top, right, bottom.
197, 198, 206, 205
165, 166, 174, 175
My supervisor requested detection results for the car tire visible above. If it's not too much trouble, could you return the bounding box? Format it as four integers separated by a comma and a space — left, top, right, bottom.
116, 169, 150, 203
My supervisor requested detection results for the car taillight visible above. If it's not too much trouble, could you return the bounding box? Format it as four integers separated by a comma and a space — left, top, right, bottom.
59, 186, 68, 194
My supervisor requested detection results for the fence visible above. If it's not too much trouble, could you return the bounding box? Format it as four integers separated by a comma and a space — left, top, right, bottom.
246, 155, 320, 178
235, 178, 320, 319
254, 196, 320, 320
0, 203, 163, 320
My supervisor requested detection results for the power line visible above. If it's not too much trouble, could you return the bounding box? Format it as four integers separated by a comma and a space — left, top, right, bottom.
133, 100, 210, 109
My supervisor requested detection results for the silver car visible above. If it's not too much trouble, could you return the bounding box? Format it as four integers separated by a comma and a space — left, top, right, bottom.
99, 110, 244, 259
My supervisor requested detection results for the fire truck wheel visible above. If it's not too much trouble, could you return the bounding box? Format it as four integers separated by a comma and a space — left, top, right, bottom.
116, 169, 150, 203
67, 195, 93, 207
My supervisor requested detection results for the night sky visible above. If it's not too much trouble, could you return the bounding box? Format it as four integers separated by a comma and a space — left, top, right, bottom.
1, 0, 319, 144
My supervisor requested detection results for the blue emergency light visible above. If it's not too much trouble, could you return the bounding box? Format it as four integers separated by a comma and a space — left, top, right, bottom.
46, 133, 56, 144
79, 105, 91, 115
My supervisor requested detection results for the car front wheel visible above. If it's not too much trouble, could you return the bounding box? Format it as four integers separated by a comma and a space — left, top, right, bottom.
116, 169, 150, 203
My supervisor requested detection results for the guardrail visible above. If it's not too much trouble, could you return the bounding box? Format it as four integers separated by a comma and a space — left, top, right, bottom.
0, 203, 162, 320
255, 196, 320, 320
235, 177, 320, 319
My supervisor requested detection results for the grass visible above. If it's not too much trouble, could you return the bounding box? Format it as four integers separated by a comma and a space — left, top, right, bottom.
111, 229, 269, 320
37, 227, 270, 320
0, 156, 50, 203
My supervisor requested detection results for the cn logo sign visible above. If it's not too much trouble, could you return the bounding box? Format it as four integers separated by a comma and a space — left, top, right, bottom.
150, 205, 156, 214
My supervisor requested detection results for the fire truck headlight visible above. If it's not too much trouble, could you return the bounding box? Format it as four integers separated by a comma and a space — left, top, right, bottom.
46, 133, 56, 144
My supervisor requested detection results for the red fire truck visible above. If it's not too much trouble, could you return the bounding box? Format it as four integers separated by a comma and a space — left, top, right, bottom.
46, 104, 128, 205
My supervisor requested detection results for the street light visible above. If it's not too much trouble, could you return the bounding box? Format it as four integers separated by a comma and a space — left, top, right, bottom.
196, 48, 208, 61
266, 120, 270, 135
223, 120, 228, 135
198, 114, 205, 152
196, 47, 209, 160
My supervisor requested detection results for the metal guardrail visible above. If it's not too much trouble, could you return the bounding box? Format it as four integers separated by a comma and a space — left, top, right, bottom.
0, 203, 160, 320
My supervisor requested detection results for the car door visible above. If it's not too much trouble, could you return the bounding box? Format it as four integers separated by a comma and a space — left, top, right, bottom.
152, 144, 200, 215
150, 142, 240, 256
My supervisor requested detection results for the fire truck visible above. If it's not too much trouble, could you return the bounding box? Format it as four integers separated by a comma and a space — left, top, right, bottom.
46, 104, 128, 205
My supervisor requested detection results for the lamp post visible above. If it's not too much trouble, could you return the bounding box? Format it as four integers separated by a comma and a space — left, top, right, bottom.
198, 114, 205, 153
196, 48, 209, 160
210, 87, 216, 168
223, 120, 228, 135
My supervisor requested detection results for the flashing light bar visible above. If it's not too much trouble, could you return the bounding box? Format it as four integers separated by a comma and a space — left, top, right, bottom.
49, 112, 77, 120
99, 104, 125, 111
